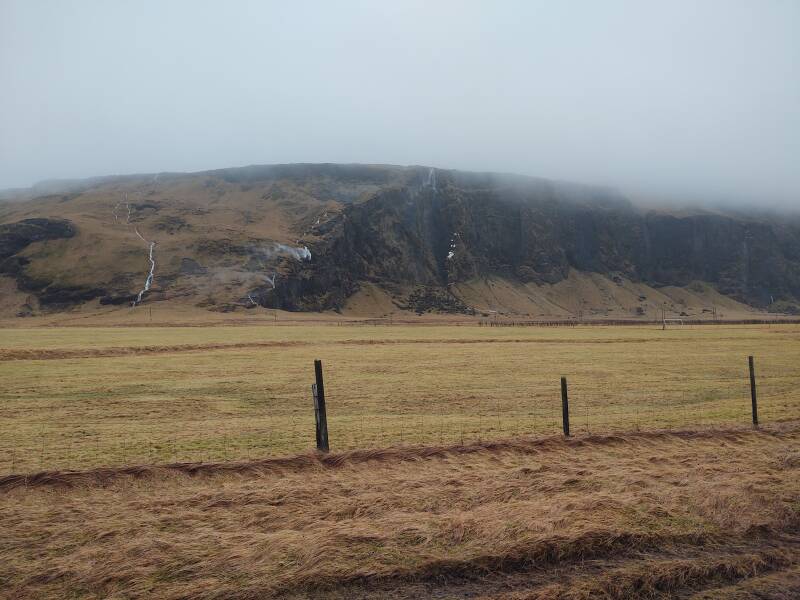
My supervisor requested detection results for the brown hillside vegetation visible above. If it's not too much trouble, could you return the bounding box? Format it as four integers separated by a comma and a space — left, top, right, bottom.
2, 425, 800, 599
3, 164, 798, 319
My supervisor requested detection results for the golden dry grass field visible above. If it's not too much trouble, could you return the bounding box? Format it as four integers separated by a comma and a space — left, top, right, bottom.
0, 322, 798, 474
1, 322, 800, 599
2, 427, 800, 599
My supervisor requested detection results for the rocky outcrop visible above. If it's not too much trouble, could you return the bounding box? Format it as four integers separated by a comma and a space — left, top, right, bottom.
0, 218, 107, 308
263, 169, 800, 312
0, 218, 75, 260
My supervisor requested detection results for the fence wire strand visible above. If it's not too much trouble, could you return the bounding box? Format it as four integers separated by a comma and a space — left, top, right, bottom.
1, 361, 798, 475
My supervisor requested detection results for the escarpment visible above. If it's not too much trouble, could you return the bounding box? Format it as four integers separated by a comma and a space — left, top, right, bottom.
1, 164, 798, 316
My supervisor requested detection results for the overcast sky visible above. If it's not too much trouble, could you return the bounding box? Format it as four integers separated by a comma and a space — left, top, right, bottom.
1, 1, 798, 206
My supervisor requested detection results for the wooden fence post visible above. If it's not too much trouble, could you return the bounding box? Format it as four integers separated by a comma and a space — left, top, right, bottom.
748, 356, 759, 428
311, 383, 320, 447
561, 376, 570, 437
313, 360, 330, 452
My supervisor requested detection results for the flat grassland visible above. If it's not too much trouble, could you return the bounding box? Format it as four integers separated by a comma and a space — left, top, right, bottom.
1, 323, 800, 599
0, 323, 798, 474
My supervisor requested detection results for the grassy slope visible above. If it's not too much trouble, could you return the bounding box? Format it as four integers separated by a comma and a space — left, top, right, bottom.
0, 174, 338, 313
1, 427, 799, 599
1, 324, 798, 473
451, 270, 757, 320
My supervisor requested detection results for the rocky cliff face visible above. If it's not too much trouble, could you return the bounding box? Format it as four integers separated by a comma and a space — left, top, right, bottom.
1, 164, 798, 315
263, 168, 800, 312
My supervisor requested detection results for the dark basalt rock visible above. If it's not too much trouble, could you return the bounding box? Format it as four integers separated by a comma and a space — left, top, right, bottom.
99, 294, 136, 306
402, 286, 470, 315
0, 218, 75, 259
0, 255, 31, 277
37, 285, 107, 307
0, 217, 107, 308
262, 172, 800, 312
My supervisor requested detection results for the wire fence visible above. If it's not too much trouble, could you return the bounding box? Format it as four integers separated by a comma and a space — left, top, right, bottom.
1, 357, 797, 476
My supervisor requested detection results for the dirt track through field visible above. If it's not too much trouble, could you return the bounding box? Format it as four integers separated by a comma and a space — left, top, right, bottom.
3, 424, 800, 599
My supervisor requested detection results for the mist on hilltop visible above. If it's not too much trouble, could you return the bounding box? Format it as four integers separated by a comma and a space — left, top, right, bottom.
0, 1, 798, 211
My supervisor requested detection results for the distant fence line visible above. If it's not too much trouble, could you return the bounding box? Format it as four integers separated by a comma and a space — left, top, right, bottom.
478, 318, 800, 327
347, 317, 800, 327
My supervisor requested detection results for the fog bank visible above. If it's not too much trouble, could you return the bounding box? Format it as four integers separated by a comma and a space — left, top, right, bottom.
1, 1, 797, 208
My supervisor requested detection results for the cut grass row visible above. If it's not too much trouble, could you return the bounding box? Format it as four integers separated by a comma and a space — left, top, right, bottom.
3, 426, 799, 598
